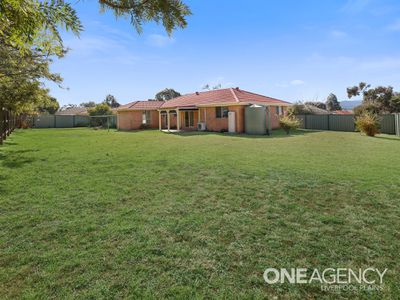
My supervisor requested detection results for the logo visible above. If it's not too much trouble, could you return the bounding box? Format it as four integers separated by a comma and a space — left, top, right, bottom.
263, 268, 387, 292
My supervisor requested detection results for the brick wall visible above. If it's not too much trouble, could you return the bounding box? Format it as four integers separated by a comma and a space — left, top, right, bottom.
269, 110, 280, 129
200, 106, 245, 133
229, 106, 245, 133
117, 110, 159, 130
203, 107, 228, 132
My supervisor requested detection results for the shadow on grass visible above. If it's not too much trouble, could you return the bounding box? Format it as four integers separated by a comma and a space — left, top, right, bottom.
0, 149, 38, 168
375, 135, 400, 142
175, 129, 319, 139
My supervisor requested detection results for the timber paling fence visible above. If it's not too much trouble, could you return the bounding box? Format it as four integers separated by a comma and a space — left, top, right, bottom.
296, 114, 400, 135
33, 115, 117, 128
0, 108, 17, 145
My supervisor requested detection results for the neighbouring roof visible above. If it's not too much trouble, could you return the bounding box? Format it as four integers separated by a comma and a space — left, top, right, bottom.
118, 100, 165, 111
160, 88, 291, 109
332, 110, 354, 115
55, 107, 88, 116
302, 105, 330, 115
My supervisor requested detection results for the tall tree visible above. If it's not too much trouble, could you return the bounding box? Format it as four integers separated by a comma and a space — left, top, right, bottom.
202, 83, 222, 90
155, 88, 181, 101
0, 0, 191, 113
38, 97, 60, 114
104, 95, 120, 108
347, 82, 396, 113
325, 93, 341, 111
88, 103, 113, 116
304, 101, 327, 110
80, 101, 97, 108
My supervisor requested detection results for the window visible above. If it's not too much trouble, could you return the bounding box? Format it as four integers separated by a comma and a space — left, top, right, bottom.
275, 106, 282, 115
184, 111, 194, 127
216, 107, 229, 118
142, 111, 151, 124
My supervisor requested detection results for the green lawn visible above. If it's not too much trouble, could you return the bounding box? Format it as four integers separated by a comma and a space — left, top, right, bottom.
1, 128, 400, 299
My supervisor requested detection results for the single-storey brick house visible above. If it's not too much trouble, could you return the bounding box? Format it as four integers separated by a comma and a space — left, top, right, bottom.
117, 100, 165, 130
117, 88, 291, 133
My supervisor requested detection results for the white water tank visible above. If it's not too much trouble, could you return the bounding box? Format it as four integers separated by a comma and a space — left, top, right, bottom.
228, 111, 236, 133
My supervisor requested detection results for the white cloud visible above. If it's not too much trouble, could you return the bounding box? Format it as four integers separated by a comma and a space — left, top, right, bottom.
342, 0, 371, 12
331, 30, 348, 38
290, 80, 305, 86
387, 20, 400, 31
63, 35, 141, 65
146, 34, 175, 47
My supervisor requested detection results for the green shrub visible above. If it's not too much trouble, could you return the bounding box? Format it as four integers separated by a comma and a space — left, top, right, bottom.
353, 102, 381, 116
355, 113, 380, 137
88, 103, 112, 116
279, 115, 300, 135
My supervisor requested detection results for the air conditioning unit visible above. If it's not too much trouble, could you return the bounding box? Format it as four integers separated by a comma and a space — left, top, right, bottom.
197, 122, 206, 131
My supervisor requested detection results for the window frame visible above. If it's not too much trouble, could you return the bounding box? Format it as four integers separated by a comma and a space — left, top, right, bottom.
216, 106, 229, 118
142, 110, 151, 125
275, 106, 283, 115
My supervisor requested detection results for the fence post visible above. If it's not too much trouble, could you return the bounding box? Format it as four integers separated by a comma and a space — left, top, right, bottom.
396, 114, 400, 137
327, 114, 330, 131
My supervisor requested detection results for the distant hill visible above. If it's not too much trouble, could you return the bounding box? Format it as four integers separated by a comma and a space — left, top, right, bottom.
340, 100, 362, 110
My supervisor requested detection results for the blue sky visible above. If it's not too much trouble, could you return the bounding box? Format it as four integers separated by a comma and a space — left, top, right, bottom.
49, 0, 400, 106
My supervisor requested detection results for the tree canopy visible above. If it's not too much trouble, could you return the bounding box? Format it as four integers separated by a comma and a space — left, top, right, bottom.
104, 94, 120, 108
98, 0, 191, 35
347, 82, 400, 114
325, 93, 341, 111
37, 97, 60, 114
0, 0, 81, 113
80, 101, 97, 108
202, 83, 222, 90
88, 103, 113, 116
155, 88, 181, 101
304, 101, 327, 110
1, 0, 191, 114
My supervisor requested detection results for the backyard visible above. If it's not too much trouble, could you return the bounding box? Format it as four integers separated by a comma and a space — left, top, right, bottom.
0, 128, 400, 299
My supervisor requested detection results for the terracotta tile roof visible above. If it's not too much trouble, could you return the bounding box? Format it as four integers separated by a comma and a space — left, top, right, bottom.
118, 100, 165, 111
332, 110, 354, 115
160, 88, 290, 109
118, 101, 138, 110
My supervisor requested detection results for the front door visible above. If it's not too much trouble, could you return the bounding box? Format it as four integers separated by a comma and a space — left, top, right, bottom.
184, 111, 194, 128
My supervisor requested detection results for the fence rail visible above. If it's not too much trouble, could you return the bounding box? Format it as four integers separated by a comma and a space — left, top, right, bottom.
0, 108, 17, 145
296, 114, 399, 135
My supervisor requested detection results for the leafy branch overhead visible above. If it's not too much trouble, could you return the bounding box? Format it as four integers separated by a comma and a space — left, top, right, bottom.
98, 0, 191, 35
0, 0, 191, 114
